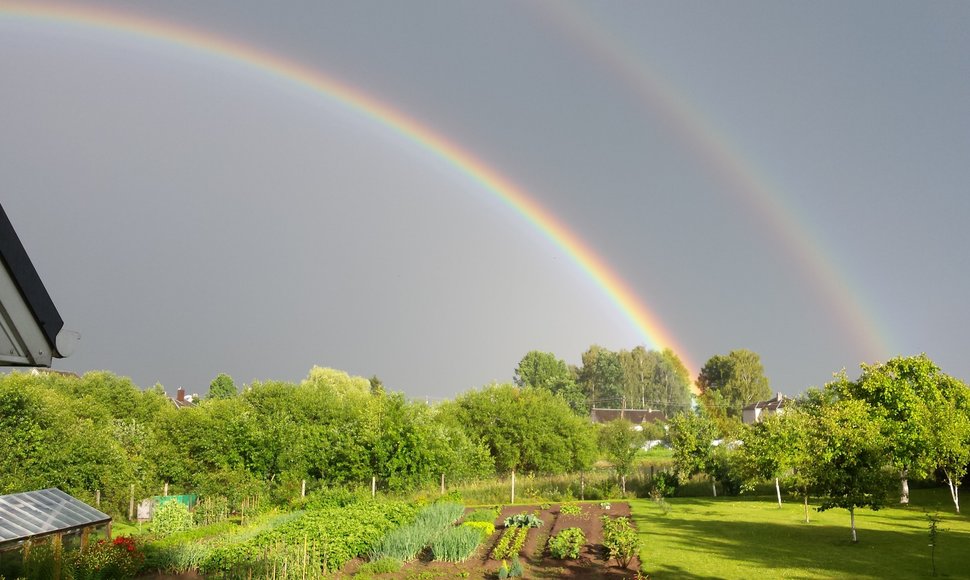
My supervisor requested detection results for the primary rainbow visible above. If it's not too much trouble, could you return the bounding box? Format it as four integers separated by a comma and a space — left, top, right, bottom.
0, 2, 699, 375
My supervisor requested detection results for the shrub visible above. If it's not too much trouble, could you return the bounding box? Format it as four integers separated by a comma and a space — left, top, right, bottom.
431, 526, 482, 562
601, 516, 639, 568
71, 536, 145, 579
650, 472, 677, 500
503, 511, 543, 528
149, 500, 194, 537
548, 527, 585, 559
464, 507, 499, 523
461, 520, 495, 539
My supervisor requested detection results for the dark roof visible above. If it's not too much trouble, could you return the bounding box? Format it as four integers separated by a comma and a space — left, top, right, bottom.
742, 394, 787, 412
0, 488, 110, 549
0, 204, 64, 354
590, 408, 666, 424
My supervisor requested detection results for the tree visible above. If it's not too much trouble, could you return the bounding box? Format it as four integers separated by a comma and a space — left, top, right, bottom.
832, 354, 948, 504
598, 419, 646, 495
812, 398, 894, 543
738, 410, 815, 518
668, 411, 718, 494
930, 374, 970, 513
578, 346, 623, 409
697, 349, 771, 418
208, 373, 236, 399
652, 349, 694, 417
514, 351, 587, 414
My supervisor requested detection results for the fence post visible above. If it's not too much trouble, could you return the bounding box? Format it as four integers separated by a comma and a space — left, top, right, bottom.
163, 482, 168, 496
440, 473, 445, 495
372, 476, 376, 498
301, 479, 306, 498
580, 473, 585, 501
95, 489, 100, 508
511, 469, 516, 504
128, 484, 135, 520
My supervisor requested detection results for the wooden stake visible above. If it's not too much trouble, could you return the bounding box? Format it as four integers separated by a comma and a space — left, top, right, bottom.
511, 469, 516, 504
128, 484, 135, 520
440, 473, 445, 495
301, 479, 306, 498
95, 489, 100, 507
163, 482, 169, 496
372, 476, 376, 498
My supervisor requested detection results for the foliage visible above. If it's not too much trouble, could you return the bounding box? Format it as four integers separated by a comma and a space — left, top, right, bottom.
509, 558, 524, 577
430, 525, 483, 562
464, 507, 499, 523
69, 536, 144, 580
357, 557, 402, 575
491, 526, 528, 560
368, 502, 464, 563
601, 516, 639, 568
668, 412, 718, 485
548, 527, 586, 559
649, 471, 677, 500
442, 383, 597, 475
559, 503, 582, 516
149, 500, 194, 537
697, 350, 771, 418
926, 512, 946, 577
599, 419, 647, 494
461, 520, 495, 539
503, 511, 543, 528
208, 373, 237, 399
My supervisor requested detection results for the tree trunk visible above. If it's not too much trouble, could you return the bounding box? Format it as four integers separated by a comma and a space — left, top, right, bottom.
775, 477, 782, 508
621, 474, 627, 495
900, 468, 910, 505
712, 478, 717, 497
803, 493, 810, 523
850, 508, 857, 543
946, 473, 960, 513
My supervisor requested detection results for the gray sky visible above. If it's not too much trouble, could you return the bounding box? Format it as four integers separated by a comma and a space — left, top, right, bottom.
2, 1, 968, 398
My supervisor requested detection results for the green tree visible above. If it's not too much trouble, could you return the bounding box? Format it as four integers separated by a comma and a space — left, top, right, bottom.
208, 373, 237, 399
930, 374, 970, 513
812, 398, 894, 543
832, 354, 947, 504
668, 411, 719, 494
598, 419, 646, 495
514, 351, 587, 414
697, 349, 771, 418
737, 410, 815, 517
578, 346, 623, 409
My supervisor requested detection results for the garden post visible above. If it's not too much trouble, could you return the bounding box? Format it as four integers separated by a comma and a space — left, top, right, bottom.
163, 482, 168, 496
511, 469, 516, 504
95, 489, 100, 507
129, 484, 135, 520
301, 479, 306, 498
372, 476, 376, 498
440, 473, 445, 495
581, 472, 585, 500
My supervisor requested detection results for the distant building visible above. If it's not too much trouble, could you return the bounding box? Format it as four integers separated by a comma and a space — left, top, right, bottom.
742, 393, 787, 424
171, 387, 198, 409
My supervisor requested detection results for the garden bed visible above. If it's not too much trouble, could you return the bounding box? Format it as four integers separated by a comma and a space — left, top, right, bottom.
338, 501, 640, 578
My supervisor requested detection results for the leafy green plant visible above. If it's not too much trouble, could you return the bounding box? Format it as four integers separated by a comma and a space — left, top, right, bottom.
357, 557, 403, 575
503, 511, 543, 528
559, 503, 582, 516
600, 502, 612, 510
369, 502, 464, 562
461, 520, 495, 539
548, 527, 585, 559
509, 558, 524, 577
927, 512, 947, 577
491, 526, 527, 560
497, 560, 510, 579
149, 500, 194, 537
601, 516, 639, 568
430, 526, 482, 562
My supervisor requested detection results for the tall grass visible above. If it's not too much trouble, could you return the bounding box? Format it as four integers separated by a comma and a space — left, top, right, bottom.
430, 526, 483, 562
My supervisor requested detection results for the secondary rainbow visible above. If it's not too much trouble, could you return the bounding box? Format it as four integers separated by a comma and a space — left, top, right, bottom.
0, 2, 698, 375
539, 3, 893, 361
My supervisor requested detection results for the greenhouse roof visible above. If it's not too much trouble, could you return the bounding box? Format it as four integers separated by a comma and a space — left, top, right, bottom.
0, 488, 110, 548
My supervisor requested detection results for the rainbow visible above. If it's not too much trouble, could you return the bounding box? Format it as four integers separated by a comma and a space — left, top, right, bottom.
0, 2, 699, 375
538, 3, 893, 361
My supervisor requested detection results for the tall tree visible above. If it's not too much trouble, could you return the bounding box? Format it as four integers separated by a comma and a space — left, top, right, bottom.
669, 411, 719, 494
653, 349, 694, 416
929, 374, 970, 513
697, 349, 771, 418
514, 351, 587, 414
578, 345, 623, 409
208, 373, 237, 400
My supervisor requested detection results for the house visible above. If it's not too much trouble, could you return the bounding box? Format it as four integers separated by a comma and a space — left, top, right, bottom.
742, 393, 787, 424
590, 407, 666, 429
0, 203, 79, 367
171, 387, 198, 409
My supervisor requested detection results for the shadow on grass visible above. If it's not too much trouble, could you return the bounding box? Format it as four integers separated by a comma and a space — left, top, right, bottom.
633, 500, 970, 579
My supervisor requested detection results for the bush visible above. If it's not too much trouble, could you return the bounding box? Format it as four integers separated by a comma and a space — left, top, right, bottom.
149, 500, 194, 537
357, 557, 402, 575
650, 472, 677, 500
601, 516, 640, 568
548, 527, 585, 559
71, 536, 145, 579
461, 520, 496, 539
431, 525, 482, 562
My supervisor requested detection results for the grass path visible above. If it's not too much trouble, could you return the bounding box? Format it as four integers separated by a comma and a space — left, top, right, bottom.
630, 488, 970, 579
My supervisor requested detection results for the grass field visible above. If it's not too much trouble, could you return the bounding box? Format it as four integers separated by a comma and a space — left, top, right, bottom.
631, 487, 970, 579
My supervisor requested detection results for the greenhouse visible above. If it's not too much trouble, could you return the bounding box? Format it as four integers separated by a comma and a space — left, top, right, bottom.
0, 488, 111, 566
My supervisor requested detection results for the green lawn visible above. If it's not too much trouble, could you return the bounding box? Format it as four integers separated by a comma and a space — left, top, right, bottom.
631, 488, 970, 579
